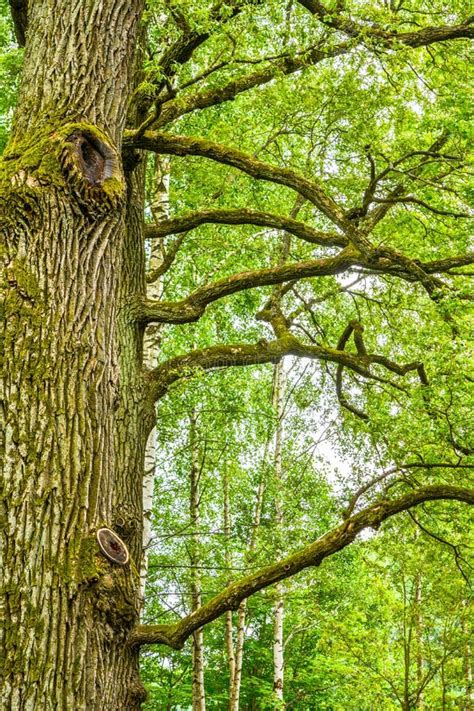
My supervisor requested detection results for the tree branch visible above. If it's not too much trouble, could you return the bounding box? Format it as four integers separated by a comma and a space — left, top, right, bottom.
135, 249, 356, 326
144, 10, 473, 128
127, 485, 474, 648
124, 130, 354, 233
147, 311, 427, 403
372, 195, 471, 219
298, 1, 473, 47
145, 208, 346, 248
9, 0, 27, 45
154, 42, 348, 128
146, 234, 186, 282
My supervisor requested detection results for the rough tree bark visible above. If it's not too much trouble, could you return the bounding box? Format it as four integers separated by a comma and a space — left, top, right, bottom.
1, 1, 150, 708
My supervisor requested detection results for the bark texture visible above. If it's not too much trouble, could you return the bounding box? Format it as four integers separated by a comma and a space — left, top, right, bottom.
1, 1, 148, 708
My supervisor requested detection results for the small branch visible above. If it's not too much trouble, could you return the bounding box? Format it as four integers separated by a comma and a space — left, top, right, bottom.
335, 320, 370, 419
408, 511, 472, 585
372, 196, 471, 219
146, 234, 186, 282
361, 133, 451, 231
343, 461, 474, 518
127, 485, 474, 648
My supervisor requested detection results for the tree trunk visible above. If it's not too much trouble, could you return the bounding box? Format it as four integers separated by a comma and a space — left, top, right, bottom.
140, 155, 171, 601
223, 466, 236, 689
1, 1, 150, 708
190, 412, 206, 711
414, 569, 423, 710
462, 599, 473, 711
228, 444, 267, 711
272, 361, 286, 708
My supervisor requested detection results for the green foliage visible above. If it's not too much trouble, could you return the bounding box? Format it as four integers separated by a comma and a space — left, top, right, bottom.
134, 1, 473, 706
0, 0, 21, 153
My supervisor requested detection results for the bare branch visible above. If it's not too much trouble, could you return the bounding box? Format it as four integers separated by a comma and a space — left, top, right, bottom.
128, 485, 474, 648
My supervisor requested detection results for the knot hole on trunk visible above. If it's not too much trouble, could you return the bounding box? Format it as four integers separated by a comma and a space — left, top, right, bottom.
67, 130, 119, 187
67, 130, 116, 186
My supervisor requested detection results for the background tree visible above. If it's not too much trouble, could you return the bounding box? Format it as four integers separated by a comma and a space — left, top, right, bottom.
1, 0, 473, 709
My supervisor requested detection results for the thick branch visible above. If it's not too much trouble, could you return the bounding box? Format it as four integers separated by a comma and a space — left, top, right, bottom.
125, 130, 353, 232
155, 42, 348, 128
147, 334, 373, 401
147, 312, 426, 402
298, 1, 473, 46
128, 485, 474, 648
145, 208, 346, 247
151, 10, 472, 126
136, 249, 356, 326
135, 246, 473, 328
146, 11, 473, 128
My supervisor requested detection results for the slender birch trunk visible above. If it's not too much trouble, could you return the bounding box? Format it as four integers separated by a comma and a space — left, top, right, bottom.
272, 360, 286, 708
462, 599, 473, 711
223, 465, 236, 686
414, 568, 423, 709
227, 448, 267, 711
190, 412, 206, 711
140, 155, 171, 602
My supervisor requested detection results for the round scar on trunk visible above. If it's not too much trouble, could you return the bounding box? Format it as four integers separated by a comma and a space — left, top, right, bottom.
66, 130, 117, 186
97, 528, 130, 565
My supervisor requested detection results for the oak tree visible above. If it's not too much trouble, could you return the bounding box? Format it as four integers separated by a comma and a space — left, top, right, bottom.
1, 1, 473, 708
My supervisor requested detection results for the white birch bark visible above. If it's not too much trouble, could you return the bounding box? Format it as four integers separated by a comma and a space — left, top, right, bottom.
190, 411, 206, 711
272, 360, 286, 707
228, 447, 267, 711
140, 155, 171, 602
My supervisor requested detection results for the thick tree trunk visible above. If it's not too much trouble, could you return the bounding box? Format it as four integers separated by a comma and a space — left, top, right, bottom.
1, 1, 150, 708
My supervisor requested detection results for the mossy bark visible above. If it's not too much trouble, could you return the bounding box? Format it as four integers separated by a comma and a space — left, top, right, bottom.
1, 1, 150, 709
